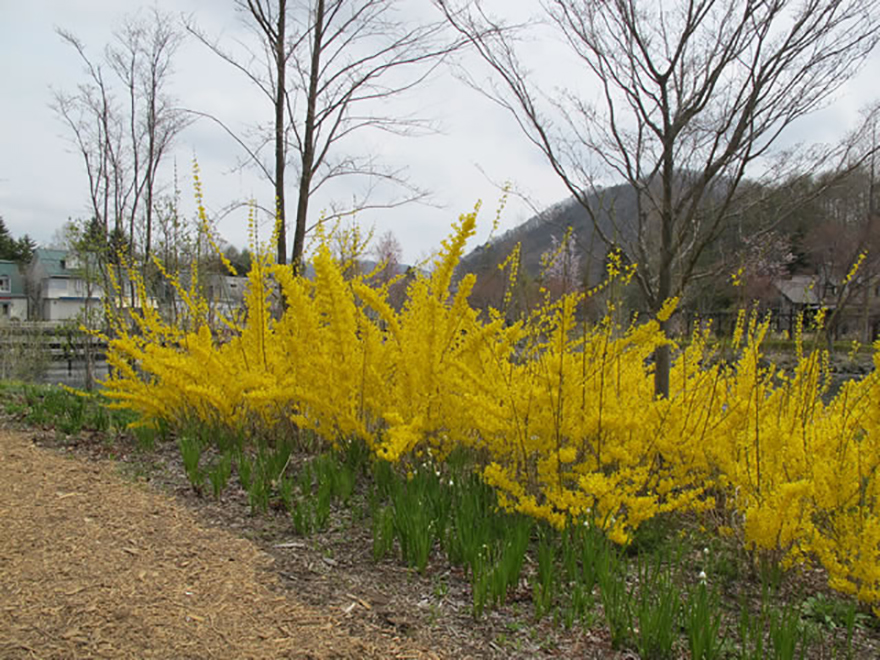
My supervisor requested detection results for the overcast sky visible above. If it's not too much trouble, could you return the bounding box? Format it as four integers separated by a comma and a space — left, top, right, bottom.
2, 1, 878, 263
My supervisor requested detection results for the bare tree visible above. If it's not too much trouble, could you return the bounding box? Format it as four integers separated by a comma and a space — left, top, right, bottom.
541, 229, 582, 301
370, 228, 403, 285
52, 33, 124, 239
187, 0, 294, 266
107, 9, 189, 271
188, 1, 458, 271
438, 0, 880, 396
52, 8, 189, 292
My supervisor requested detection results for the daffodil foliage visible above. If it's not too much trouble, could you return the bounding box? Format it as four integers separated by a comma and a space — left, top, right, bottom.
101, 209, 880, 612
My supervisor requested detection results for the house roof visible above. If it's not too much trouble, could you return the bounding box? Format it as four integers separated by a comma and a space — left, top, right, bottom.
775, 275, 821, 306
34, 248, 73, 278
0, 259, 26, 296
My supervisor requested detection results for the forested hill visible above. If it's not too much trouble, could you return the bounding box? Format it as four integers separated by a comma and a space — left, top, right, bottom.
455, 165, 879, 322
457, 183, 639, 309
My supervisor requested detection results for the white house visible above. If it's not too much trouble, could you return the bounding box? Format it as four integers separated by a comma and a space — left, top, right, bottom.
0, 259, 28, 321
28, 249, 103, 321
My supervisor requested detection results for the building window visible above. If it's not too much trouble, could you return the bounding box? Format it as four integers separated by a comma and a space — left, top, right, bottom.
0, 275, 10, 293
1, 303, 8, 316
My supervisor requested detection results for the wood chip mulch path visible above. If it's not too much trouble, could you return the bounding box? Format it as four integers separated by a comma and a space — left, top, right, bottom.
0, 430, 437, 659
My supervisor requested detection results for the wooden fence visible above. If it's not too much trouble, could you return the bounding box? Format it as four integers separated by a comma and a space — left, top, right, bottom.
0, 322, 108, 387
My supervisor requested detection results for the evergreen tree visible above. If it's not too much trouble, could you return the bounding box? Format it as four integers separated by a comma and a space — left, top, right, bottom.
0, 216, 35, 263
15, 235, 36, 264
0, 217, 16, 260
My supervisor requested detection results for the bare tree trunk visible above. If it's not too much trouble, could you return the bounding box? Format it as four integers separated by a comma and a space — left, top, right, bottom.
144, 90, 157, 277
274, 0, 288, 266
869, 137, 878, 343
292, 0, 324, 274
84, 292, 95, 392
657, 131, 676, 398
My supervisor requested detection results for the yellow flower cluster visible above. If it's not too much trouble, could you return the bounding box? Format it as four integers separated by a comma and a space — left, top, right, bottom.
101, 208, 880, 612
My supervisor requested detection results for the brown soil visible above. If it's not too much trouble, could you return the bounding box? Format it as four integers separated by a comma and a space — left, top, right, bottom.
0, 430, 438, 659
6, 411, 876, 660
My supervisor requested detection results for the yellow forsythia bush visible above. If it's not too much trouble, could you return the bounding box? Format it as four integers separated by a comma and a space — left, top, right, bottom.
100, 207, 880, 612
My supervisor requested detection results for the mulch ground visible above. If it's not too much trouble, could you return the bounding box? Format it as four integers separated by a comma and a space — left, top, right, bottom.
10, 410, 876, 660
0, 430, 438, 659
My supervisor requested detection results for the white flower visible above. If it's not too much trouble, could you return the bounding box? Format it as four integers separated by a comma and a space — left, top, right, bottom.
698, 570, 707, 583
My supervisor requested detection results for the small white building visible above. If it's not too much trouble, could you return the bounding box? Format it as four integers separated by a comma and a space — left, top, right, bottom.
0, 259, 28, 321
28, 249, 103, 322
